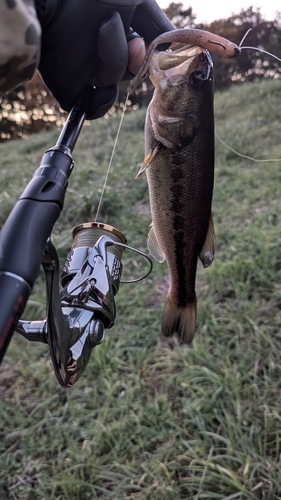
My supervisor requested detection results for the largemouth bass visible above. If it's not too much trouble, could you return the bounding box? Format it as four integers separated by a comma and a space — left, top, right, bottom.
140, 45, 215, 344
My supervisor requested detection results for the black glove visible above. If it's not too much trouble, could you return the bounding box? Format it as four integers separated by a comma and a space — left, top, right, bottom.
34, 0, 174, 119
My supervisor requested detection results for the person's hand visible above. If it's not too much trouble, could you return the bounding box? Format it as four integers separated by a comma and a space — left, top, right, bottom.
35, 0, 174, 119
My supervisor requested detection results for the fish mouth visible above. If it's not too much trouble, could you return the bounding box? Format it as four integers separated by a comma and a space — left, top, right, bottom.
149, 46, 213, 87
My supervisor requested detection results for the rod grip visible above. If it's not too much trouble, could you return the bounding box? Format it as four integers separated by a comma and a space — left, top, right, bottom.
0, 272, 31, 362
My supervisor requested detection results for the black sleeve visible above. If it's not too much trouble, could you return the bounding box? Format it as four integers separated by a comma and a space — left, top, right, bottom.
34, 0, 174, 118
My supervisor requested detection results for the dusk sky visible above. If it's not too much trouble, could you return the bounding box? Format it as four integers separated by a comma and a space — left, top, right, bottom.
157, 0, 279, 24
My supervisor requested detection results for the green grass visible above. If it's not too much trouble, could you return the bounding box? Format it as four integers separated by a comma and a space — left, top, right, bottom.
1, 79, 281, 499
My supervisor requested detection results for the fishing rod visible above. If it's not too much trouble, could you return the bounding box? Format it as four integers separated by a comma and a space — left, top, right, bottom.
0, 91, 152, 387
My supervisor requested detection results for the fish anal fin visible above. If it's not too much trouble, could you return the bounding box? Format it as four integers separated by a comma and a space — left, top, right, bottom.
162, 293, 196, 344
136, 146, 160, 178
199, 214, 215, 268
147, 225, 166, 263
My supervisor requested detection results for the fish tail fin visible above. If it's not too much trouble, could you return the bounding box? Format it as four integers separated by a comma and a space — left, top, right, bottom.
162, 293, 197, 344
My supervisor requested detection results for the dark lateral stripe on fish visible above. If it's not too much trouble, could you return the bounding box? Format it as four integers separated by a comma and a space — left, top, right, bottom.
170, 168, 185, 246
172, 229, 197, 307
169, 162, 197, 308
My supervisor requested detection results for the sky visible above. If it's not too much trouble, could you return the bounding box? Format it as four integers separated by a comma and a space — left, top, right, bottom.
157, 0, 279, 24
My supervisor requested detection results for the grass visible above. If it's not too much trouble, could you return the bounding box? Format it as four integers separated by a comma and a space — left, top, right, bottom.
0, 78, 281, 499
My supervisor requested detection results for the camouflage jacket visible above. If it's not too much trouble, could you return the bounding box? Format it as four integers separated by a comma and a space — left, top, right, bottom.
0, 0, 41, 95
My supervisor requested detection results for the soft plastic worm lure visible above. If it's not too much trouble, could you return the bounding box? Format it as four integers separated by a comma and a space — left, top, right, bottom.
128, 28, 240, 94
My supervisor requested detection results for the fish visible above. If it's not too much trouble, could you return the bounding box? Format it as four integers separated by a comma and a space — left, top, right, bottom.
137, 44, 216, 344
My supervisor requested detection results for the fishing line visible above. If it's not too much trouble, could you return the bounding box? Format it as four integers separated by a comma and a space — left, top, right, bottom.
94, 92, 130, 222
238, 27, 281, 62
215, 132, 281, 163
217, 30, 281, 162
239, 28, 252, 48
240, 46, 281, 62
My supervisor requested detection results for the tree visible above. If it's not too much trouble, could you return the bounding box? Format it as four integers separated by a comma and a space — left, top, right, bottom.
2, 3, 281, 140
206, 7, 281, 88
163, 2, 196, 28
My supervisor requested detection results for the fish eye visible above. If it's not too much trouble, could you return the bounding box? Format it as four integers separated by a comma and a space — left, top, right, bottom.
190, 71, 206, 89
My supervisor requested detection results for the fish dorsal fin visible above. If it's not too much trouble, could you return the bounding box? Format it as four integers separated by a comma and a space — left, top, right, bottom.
199, 215, 215, 268
136, 146, 160, 178
147, 225, 166, 263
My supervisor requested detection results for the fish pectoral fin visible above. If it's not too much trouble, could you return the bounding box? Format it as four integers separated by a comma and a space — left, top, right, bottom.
136, 146, 160, 178
147, 225, 166, 263
199, 215, 215, 268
